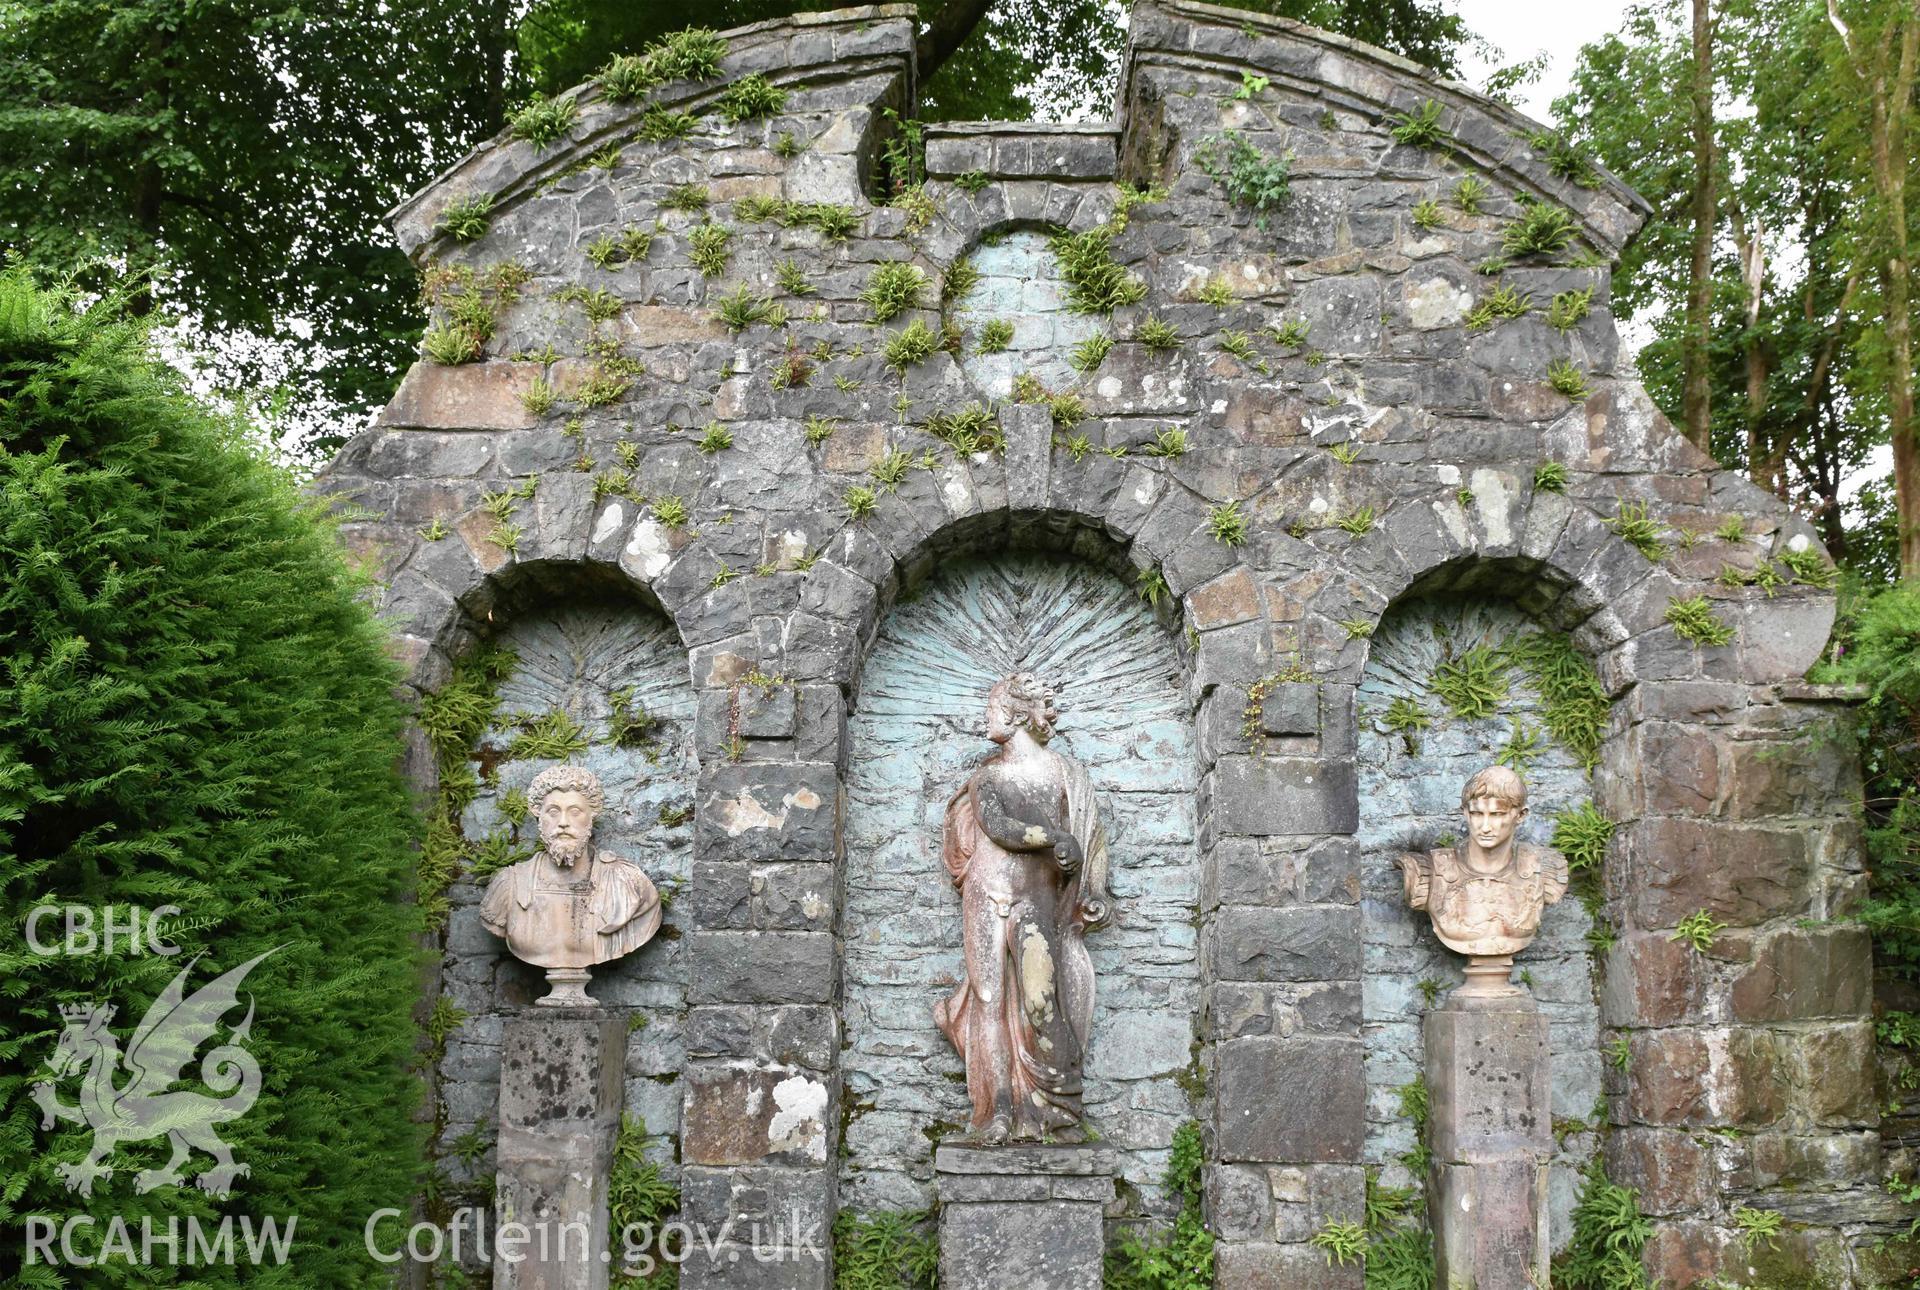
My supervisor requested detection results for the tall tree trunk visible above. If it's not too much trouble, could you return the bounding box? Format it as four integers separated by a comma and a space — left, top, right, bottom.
1803, 403, 1851, 560
127, 161, 162, 317
483, 0, 512, 135
1832, 0, 1920, 575
1683, 0, 1717, 456
917, 0, 997, 85
1731, 204, 1775, 492
1795, 273, 1859, 530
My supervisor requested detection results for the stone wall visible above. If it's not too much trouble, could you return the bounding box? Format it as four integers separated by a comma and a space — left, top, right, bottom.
320, 2, 1888, 1284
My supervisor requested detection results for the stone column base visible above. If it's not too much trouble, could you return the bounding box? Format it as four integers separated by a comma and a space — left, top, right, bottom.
935, 1143, 1113, 1290
1426, 994, 1551, 1290
495, 1007, 625, 1290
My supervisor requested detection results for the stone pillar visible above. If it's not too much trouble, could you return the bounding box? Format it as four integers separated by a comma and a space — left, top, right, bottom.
1205, 678, 1368, 1288
495, 1009, 625, 1290
1425, 994, 1551, 1290
935, 1144, 1112, 1290
679, 745, 841, 1288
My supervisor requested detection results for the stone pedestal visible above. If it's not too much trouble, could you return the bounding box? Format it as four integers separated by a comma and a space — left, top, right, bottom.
495, 1008, 625, 1290
934, 1144, 1113, 1290
1425, 994, 1551, 1290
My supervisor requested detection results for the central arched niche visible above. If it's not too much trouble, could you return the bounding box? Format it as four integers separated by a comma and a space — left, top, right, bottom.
1356, 596, 1603, 1249
840, 552, 1200, 1216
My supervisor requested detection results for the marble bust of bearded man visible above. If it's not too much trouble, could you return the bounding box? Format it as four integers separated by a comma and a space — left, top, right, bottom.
481, 764, 661, 1006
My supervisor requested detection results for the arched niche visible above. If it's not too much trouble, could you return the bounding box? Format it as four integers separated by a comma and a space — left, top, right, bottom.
1356, 595, 1605, 1249
947, 227, 1108, 400
838, 552, 1201, 1216
432, 589, 698, 1197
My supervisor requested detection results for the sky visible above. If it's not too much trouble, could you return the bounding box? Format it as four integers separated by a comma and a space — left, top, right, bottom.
1450, 0, 1639, 126
1448, 0, 1893, 506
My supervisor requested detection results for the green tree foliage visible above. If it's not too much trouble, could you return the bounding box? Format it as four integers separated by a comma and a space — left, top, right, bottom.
1821, 583, 1920, 980
0, 271, 426, 1283
1557, 0, 1902, 574
0, 0, 523, 455
519, 1, 1479, 121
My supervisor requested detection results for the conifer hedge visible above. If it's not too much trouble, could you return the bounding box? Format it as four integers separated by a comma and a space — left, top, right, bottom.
0, 272, 426, 1285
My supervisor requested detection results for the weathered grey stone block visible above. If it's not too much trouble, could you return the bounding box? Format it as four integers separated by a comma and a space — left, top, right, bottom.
687, 931, 836, 1004
1215, 904, 1361, 980
695, 763, 839, 863
1426, 998, 1551, 1289
935, 1145, 1112, 1290
1216, 1036, 1364, 1162
675, 1162, 833, 1289
1259, 681, 1320, 735
495, 1010, 625, 1290
1212, 756, 1359, 836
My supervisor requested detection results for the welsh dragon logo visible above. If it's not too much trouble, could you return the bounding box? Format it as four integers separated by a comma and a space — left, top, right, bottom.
31, 949, 277, 1198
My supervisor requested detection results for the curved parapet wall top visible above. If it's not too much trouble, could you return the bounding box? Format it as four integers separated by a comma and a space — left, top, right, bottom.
387, 4, 919, 262
336, 0, 1837, 701
1122, 0, 1651, 257
389, 2, 1651, 263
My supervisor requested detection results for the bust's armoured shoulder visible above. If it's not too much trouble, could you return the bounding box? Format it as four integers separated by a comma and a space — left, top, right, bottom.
589, 851, 661, 936
1522, 842, 1570, 904
478, 858, 531, 933
1398, 849, 1437, 910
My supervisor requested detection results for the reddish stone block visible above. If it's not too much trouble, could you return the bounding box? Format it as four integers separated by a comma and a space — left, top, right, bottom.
1639, 723, 1722, 815
622, 304, 727, 346
1712, 1028, 1786, 1128
1728, 1130, 1884, 1190
1426, 1000, 1551, 1163
1627, 1030, 1711, 1125
1789, 1022, 1879, 1127
1430, 1159, 1549, 1290
1602, 933, 1707, 1027
1627, 1026, 1782, 1128
1608, 1127, 1713, 1215
378, 360, 540, 430
1729, 925, 1872, 1022
1644, 1219, 1724, 1287
1725, 734, 1858, 819
1624, 818, 1812, 927
681, 1064, 832, 1167
1188, 566, 1261, 628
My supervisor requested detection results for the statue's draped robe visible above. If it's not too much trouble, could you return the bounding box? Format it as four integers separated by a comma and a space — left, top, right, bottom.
934, 751, 1111, 1134
480, 849, 661, 969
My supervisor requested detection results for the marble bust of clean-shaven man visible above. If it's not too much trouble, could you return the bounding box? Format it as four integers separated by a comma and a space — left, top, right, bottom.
1399, 764, 1567, 999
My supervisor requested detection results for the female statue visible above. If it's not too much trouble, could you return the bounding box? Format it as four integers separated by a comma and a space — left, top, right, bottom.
934, 672, 1113, 1143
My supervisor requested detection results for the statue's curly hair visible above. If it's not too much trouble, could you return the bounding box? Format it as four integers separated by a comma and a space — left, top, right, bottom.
527, 764, 605, 812
1460, 764, 1527, 810
986, 671, 1055, 742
